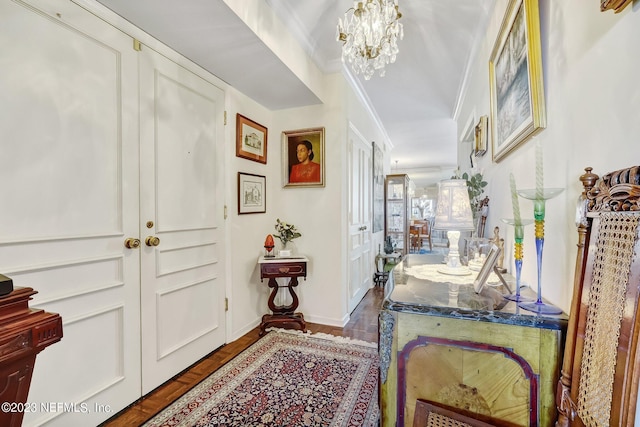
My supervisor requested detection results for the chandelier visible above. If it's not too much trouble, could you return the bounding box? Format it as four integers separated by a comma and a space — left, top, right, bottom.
337, 0, 404, 80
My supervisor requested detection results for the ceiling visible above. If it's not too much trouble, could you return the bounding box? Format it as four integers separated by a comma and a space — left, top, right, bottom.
95, 0, 495, 187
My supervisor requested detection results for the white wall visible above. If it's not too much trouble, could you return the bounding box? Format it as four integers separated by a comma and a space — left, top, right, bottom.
455, 0, 640, 313
226, 73, 387, 340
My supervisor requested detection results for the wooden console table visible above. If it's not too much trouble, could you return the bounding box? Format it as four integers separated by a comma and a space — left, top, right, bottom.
379, 254, 567, 427
258, 256, 308, 335
0, 287, 63, 427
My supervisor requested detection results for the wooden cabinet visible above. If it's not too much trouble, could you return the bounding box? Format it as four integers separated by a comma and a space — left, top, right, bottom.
385, 174, 412, 255
0, 287, 62, 427
379, 255, 567, 427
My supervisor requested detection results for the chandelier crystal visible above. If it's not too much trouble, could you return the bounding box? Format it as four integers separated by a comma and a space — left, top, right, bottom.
337, 0, 404, 80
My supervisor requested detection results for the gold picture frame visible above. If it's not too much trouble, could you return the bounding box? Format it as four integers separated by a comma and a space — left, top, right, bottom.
282, 127, 325, 188
236, 114, 267, 164
489, 0, 546, 162
474, 115, 488, 157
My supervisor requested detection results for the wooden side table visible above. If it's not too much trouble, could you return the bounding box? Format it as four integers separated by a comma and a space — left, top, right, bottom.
258, 256, 308, 335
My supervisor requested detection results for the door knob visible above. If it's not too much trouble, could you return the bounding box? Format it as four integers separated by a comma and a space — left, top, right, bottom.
145, 236, 160, 247
124, 238, 140, 249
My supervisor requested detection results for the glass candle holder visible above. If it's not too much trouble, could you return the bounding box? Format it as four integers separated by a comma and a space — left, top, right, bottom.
516, 188, 564, 315
501, 218, 534, 303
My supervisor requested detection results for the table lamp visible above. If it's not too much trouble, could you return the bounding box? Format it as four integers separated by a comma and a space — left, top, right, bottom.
433, 179, 475, 275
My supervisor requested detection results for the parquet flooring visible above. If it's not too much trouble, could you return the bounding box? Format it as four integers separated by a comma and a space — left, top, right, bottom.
99, 286, 384, 426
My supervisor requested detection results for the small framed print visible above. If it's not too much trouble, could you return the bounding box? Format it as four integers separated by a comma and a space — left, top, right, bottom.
282, 127, 325, 188
474, 115, 488, 157
473, 244, 502, 293
236, 114, 267, 164
238, 172, 266, 214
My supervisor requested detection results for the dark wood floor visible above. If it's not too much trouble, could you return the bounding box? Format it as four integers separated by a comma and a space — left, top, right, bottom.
100, 286, 384, 426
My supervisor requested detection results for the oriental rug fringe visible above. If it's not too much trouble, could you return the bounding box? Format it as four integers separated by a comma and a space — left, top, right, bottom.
143, 329, 380, 427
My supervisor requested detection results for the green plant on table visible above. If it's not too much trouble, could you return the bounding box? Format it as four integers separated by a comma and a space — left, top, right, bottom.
274, 219, 301, 248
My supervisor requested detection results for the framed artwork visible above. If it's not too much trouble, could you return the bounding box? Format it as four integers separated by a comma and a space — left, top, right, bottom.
237, 172, 266, 214
372, 141, 384, 232
282, 127, 325, 188
474, 115, 488, 157
489, 0, 546, 162
236, 114, 267, 164
473, 244, 502, 293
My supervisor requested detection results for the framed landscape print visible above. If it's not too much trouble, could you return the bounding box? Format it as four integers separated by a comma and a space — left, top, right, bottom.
282, 127, 325, 188
238, 172, 266, 214
236, 114, 267, 164
489, 0, 546, 162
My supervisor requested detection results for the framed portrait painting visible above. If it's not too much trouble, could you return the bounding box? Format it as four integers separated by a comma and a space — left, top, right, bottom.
282, 127, 325, 188
489, 0, 546, 162
238, 172, 266, 214
236, 114, 267, 164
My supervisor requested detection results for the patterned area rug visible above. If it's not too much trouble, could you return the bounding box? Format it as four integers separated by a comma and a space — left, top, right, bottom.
143, 329, 380, 427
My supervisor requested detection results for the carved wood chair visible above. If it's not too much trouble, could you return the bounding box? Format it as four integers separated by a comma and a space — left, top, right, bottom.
555, 165, 640, 427
412, 400, 496, 427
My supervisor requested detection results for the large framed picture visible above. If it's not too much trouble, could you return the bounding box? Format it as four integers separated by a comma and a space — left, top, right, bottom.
489, 0, 546, 162
236, 114, 267, 164
282, 127, 325, 188
238, 172, 266, 214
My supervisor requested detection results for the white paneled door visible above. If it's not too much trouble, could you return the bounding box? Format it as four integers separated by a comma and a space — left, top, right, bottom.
347, 124, 373, 313
0, 0, 226, 424
1, 1, 141, 425
139, 48, 226, 394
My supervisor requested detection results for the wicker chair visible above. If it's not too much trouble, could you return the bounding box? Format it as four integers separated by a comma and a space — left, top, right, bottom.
412, 400, 496, 427
555, 166, 640, 427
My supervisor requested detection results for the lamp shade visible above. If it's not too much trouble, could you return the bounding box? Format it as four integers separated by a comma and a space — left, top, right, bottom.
433, 179, 475, 231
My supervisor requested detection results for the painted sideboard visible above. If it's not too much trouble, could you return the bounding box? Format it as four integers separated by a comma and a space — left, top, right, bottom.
379, 254, 567, 427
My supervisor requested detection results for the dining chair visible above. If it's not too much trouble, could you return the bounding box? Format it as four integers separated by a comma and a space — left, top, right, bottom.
416, 220, 432, 251
555, 165, 640, 427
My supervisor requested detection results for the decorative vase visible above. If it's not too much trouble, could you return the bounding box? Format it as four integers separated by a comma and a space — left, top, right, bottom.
278, 239, 295, 257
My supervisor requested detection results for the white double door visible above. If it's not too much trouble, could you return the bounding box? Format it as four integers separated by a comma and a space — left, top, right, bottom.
1, 1, 226, 425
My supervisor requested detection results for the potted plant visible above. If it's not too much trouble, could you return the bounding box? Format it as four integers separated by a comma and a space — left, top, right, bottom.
274, 219, 301, 256
452, 171, 488, 218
